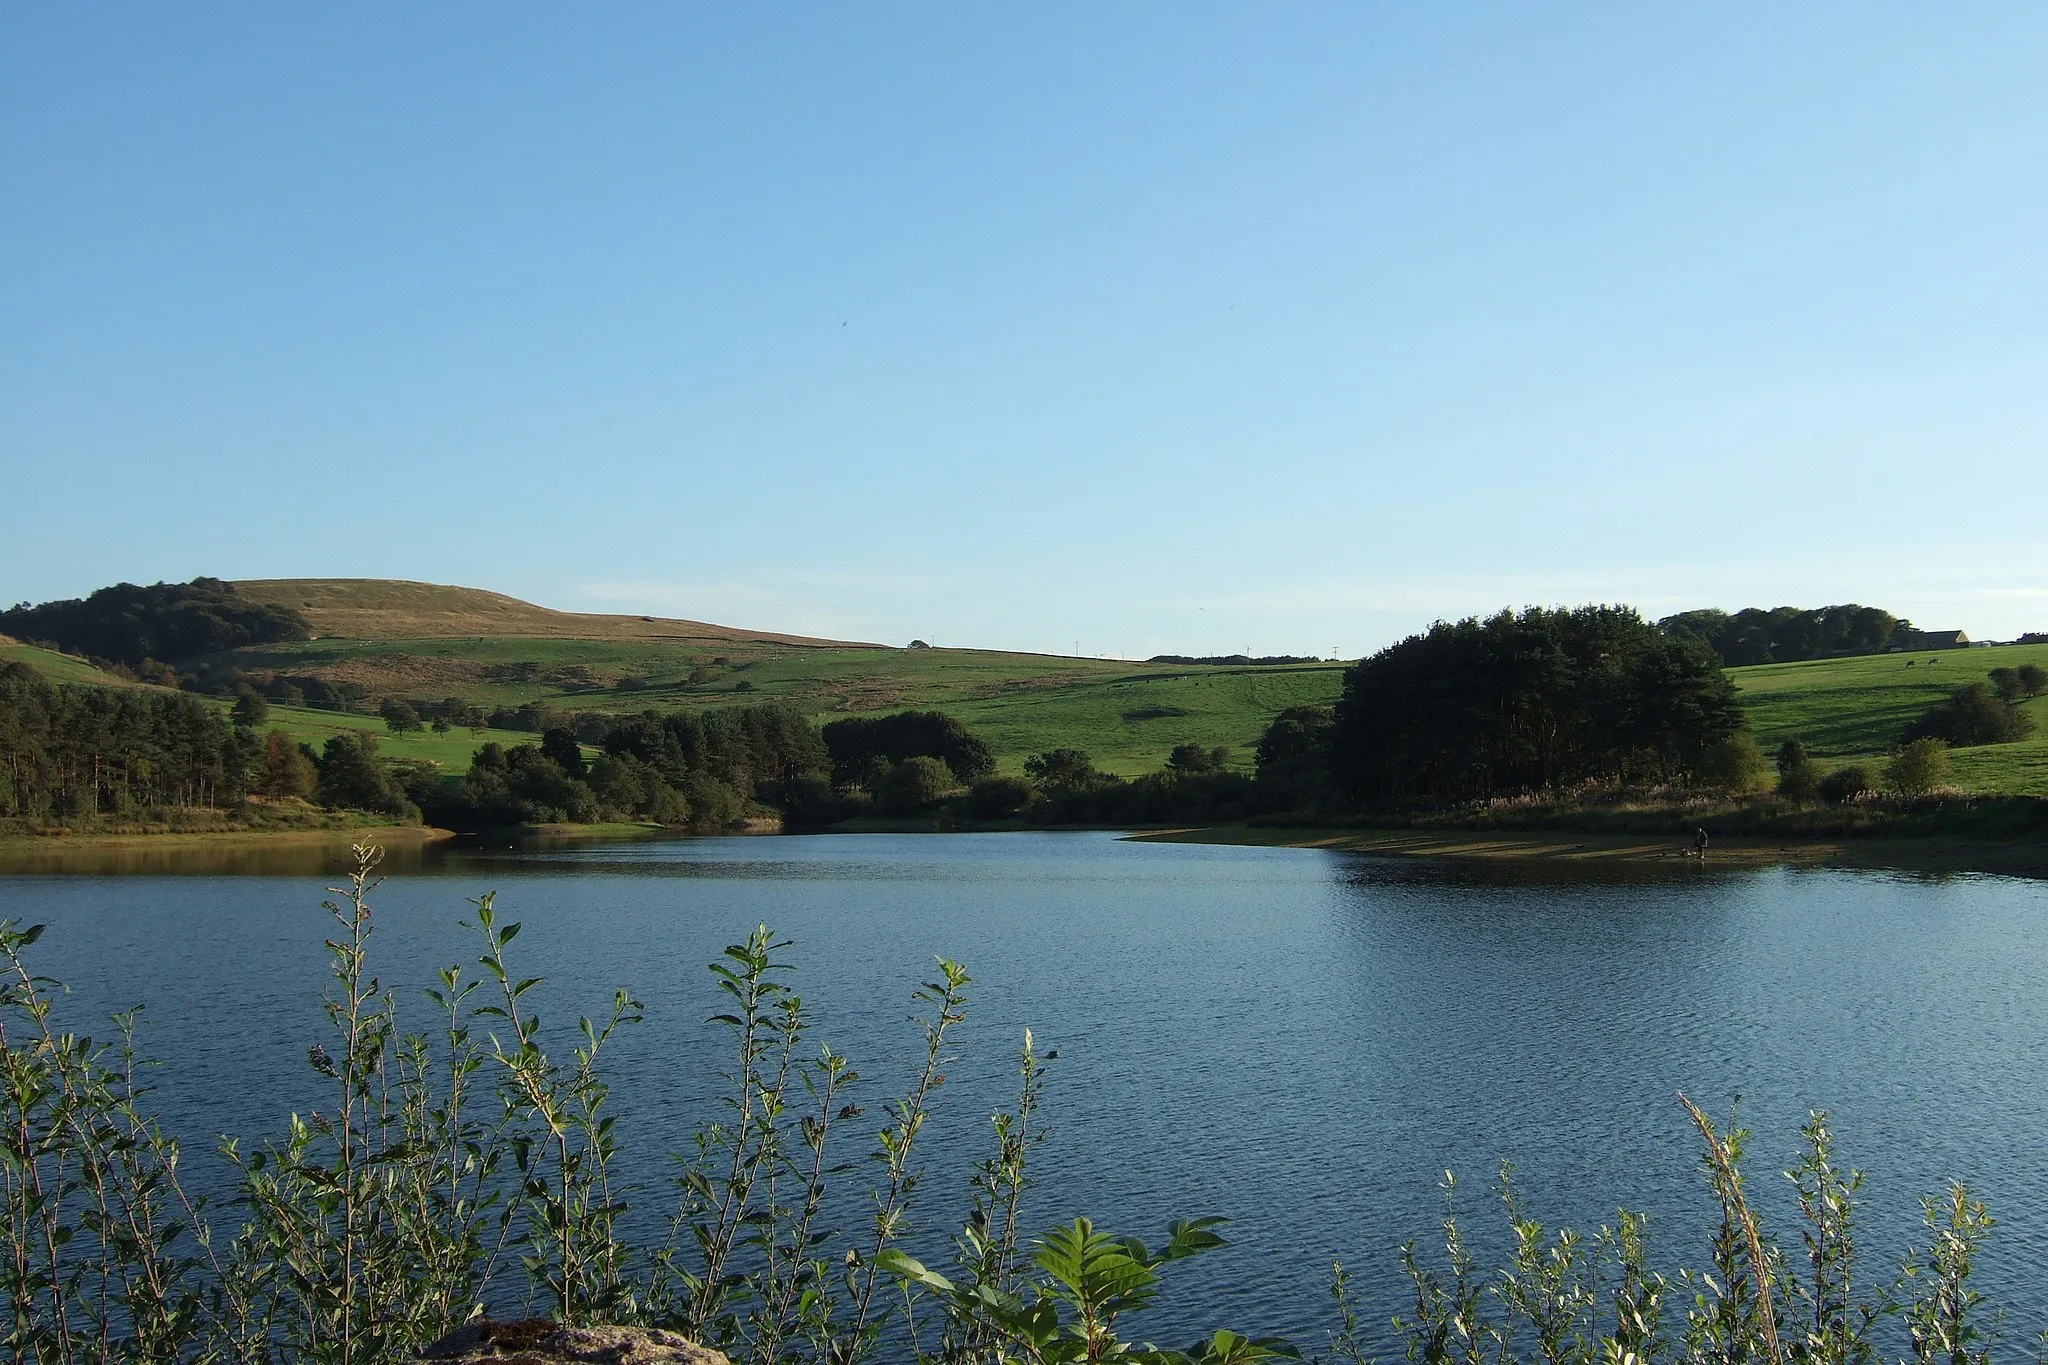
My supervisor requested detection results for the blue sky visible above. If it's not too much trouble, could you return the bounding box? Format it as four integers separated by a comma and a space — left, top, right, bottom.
4, 5, 2044, 657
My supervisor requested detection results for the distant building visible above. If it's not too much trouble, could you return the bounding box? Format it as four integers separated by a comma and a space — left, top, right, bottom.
1891, 629, 1970, 651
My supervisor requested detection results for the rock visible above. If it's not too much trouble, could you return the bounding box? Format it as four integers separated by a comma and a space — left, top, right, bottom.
410, 1318, 730, 1365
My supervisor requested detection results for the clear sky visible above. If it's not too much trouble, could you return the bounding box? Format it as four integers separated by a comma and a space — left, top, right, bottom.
4, 5, 2044, 658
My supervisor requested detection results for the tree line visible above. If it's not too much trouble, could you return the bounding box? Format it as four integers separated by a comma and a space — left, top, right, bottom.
0, 662, 259, 819
422, 705, 832, 831
0, 661, 431, 825
1656, 603, 1906, 666
1145, 653, 1322, 666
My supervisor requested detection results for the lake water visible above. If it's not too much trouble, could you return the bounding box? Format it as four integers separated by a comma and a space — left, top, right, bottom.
3, 831, 2046, 1352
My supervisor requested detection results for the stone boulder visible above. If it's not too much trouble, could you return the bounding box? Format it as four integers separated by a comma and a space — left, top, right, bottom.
410, 1318, 729, 1365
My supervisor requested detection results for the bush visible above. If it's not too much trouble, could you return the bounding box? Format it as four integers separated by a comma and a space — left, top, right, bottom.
822, 711, 995, 788
966, 774, 1036, 820
1775, 738, 1822, 804
1818, 764, 1877, 806
875, 755, 956, 816
1696, 732, 1772, 793
1887, 738, 1953, 796
1904, 682, 2033, 747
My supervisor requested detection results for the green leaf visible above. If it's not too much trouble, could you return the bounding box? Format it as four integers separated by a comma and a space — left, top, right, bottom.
876, 1249, 958, 1295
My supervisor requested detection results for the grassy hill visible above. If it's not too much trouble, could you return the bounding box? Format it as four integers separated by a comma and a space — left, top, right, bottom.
12, 580, 2044, 792
204, 580, 1345, 776
234, 578, 868, 647
1730, 643, 2048, 795
1, 639, 144, 688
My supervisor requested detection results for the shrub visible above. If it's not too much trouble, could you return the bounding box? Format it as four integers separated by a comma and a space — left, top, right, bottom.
1904, 682, 2033, 747
875, 755, 956, 815
1697, 732, 1772, 793
2020, 663, 2047, 695
1818, 764, 1876, 805
967, 774, 1036, 820
1887, 738, 1953, 797
1775, 738, 1822, 804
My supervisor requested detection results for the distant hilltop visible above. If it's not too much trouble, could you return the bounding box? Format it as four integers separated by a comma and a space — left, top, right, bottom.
232, 579, 874, 648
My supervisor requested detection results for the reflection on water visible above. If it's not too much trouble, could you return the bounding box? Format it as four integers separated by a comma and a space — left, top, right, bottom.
0, 827, 682, 877
2, 831, 2045, 1349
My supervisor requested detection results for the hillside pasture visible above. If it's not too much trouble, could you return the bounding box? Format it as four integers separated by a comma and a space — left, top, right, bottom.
240, 703, 536, 776
947, 666, 1345, 775
1731, 642, 2048, 795
234, 578, 867, 647
0, 641, 148, 688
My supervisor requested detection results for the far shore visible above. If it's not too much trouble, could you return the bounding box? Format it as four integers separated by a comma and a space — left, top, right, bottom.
1132, 824, 2048, 880
3, 817, 2040, 882
0, 823, 453, 854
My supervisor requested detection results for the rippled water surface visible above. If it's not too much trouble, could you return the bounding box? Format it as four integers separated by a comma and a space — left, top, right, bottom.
4, 832, 2046, 1349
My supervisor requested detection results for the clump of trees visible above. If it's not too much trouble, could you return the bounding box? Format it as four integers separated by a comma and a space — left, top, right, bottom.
0, 658, 434, 826
1, 578, 311, 671
187, 665, 369, 711
311, 733, 416, 817
1658, 603, 1906, 666
822, 711, 995, 793
0, 663, 258, 819
1328, 606, 1746, 805
1988, 664, 2047, 703
428, 705, 832, 832
1903, 682, 2035, 747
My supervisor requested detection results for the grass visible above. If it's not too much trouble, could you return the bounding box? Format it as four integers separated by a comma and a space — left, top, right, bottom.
238, 702, 536, 775
946, 666, 1346, 775
0, 641, 141, 688
17, 579, 2048, 793
1729, 641, 2048, 795
194, 625, 1350, 776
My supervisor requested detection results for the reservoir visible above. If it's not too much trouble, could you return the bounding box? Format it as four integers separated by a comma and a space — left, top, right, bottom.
3, 831, 2044, 1351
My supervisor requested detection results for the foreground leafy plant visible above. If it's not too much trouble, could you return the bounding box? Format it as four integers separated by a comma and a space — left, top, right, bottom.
883, 1215, 1293, 1365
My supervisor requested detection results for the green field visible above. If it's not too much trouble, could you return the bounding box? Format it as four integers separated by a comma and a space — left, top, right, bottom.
0, 641, 139, 688
1731, 642, 2048, 795
198, 631, 1350, 776
239, 704, 539, 776
15, 579, 2048, 795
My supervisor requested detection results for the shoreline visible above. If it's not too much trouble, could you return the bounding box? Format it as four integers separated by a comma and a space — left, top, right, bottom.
2, 818, 2039, 882
0, 823, 453, 853
1131, 824, 2048, 879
